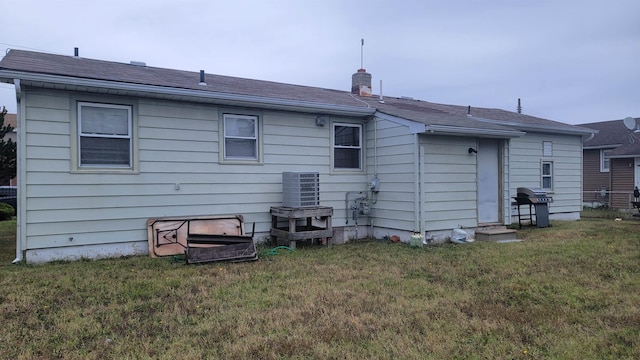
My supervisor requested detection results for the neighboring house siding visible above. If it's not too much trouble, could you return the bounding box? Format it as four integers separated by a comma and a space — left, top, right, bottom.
510, 132, 583, 214
22, 89, 368, 255
365, 119, 416, 232
610, 158, 634, 209
583, 149, 610, 203
421, 135, 478, 231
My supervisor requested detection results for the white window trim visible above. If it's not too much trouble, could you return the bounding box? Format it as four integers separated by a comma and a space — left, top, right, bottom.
600, 149, 611, 172
72, 100, 138, 173
220, 113, 263, 164
332, 122, 363, 172
542, 160, 553, 191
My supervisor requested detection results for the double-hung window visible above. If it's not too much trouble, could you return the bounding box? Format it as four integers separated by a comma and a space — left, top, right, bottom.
333, 123, 362, 170
223, 114, 258, 160
78, 102, 132, 168
600, 149, 611, 172
542, 161, 553, 190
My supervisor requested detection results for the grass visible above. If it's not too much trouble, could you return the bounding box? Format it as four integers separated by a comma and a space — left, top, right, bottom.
581, 206, 633, 220
0, 215, 639, 359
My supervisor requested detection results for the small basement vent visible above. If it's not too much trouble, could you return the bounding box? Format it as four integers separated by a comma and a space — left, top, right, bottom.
282, 172, 319, 207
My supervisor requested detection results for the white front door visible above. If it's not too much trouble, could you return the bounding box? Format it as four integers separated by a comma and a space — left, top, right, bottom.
477, 139, 500, 223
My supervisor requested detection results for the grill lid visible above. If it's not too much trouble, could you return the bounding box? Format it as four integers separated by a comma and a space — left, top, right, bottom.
515, 187, 553, 204
517, 187, 547, 197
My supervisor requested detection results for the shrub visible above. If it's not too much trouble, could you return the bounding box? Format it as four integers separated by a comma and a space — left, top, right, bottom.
0, 202, 14, 220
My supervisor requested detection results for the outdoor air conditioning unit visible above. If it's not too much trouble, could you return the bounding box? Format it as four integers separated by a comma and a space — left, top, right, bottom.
282, 172, 319, 207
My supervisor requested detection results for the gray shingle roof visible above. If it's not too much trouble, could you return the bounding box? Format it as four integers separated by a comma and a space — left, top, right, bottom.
0, 49, 593, 136
607, 140, 640, 157
360, 96, 589, 134
580, 119, 639, 147
580, 118, 640, 156
0, 49, 368, 108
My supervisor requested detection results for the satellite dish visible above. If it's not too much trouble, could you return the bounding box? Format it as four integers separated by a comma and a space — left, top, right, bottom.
623, 117, 636, 130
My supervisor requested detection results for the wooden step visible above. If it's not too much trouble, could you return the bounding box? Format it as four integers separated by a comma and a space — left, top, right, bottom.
475, 228, 518, 242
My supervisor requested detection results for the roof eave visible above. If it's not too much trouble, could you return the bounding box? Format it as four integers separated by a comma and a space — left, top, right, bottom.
608, 154, 640, 159
0, 70, 376, 117
374, 112, 426, 133
425, 124, 525, 138
583, 144, 621, 150
375, 111, 524, 137
498, 123, 594, 136
472, 116, 595, 136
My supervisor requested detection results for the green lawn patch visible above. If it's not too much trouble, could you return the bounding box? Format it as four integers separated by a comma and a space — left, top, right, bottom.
0, 216, 638, 359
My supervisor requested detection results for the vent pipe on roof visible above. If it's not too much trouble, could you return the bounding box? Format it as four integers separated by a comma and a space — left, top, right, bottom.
517, 98, 522, 114
74, 47, 79, 57
199, 70, 207, 86
467, 105, 472, 117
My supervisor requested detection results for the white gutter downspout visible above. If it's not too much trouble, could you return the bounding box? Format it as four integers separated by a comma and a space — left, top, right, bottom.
414, 133, 421, 232
584, 132, 596, 142
373, 116, 378, 175
505, 140, 512, 226
12, 79, 24, 264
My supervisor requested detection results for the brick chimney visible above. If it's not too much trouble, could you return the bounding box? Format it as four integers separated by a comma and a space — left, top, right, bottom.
351, 69, 372, 96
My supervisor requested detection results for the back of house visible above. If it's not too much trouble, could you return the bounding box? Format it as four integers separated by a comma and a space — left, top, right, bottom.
0, 49, 593, 263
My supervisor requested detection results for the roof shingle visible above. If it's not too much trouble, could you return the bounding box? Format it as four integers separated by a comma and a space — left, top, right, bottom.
0, 49, 368, 108
580, 119, 640, 148
0, 49, 593, 135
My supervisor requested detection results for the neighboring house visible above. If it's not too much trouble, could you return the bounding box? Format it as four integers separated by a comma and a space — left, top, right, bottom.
580, 118, 640, 209
2, 112, 16, 142
1, 112, 17, 186
0, 49, 594, 263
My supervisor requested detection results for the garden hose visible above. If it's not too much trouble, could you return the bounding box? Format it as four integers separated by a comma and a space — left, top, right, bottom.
266, 246, 295, 255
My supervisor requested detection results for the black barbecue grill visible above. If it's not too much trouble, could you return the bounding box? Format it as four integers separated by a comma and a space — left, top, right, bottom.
513, 187, 553, 228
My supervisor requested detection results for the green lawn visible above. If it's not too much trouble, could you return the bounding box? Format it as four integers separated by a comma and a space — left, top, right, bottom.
0, 218, 16, 263
0, 216, 638, 359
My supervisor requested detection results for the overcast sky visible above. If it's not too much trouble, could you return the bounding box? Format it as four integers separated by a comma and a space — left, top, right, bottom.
1, 0, 638, 125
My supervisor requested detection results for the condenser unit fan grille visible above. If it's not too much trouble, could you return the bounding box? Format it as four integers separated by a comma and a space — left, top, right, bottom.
282, 172, 319, 207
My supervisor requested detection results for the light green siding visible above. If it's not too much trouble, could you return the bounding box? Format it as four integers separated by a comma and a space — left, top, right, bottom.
18, 88, 584, 259
509, 132, 583, 214
20, 89, 368, 256
421, 135, 478, 231
365, 119, 417, 231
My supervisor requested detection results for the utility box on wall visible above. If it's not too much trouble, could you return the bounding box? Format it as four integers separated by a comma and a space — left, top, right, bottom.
282, 172, 319, 207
